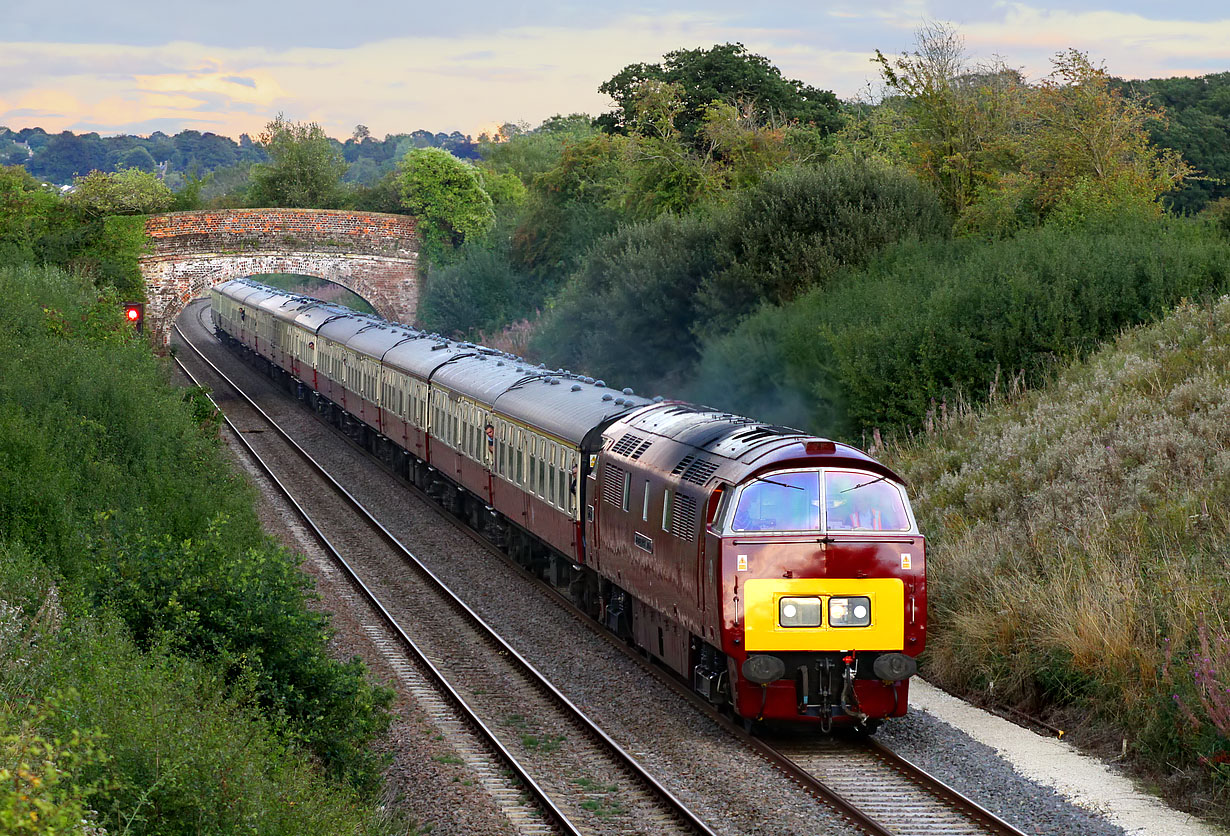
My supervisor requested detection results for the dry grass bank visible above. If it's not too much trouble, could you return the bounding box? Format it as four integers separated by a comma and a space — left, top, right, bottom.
885, 296, 1230, 819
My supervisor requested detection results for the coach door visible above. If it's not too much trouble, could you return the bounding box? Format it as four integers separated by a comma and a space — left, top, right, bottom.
585, 454, 600, 570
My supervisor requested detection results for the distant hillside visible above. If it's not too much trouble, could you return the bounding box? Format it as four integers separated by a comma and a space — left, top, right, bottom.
0, 126, 481, 188
885, 295, 1230, 821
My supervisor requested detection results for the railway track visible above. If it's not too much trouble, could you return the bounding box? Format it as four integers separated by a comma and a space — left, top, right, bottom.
174, 300, 1033, 836
171, 314, 720, 836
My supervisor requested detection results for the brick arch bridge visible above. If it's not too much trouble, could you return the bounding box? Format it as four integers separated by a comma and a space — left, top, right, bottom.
139, 208, 420, 342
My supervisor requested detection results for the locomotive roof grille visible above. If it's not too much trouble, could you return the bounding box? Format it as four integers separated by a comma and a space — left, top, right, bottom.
680, 459, 719, 485
671, 454, 720, 485
611, 433, 655, 460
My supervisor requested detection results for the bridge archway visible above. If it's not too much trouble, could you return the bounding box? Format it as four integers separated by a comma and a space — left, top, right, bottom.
139, 208, 420, 342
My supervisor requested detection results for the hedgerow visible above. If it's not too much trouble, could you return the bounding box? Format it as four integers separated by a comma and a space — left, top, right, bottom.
0, 263, 393, 808
0, 542, 401, 836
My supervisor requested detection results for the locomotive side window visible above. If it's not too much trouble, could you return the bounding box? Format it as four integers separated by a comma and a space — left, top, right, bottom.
732, 472, 820, 532
824, 471, 910, 531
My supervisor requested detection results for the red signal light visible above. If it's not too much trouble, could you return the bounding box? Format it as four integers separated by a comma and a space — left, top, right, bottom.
123, 303, 144, 333
805, 440, 836, 455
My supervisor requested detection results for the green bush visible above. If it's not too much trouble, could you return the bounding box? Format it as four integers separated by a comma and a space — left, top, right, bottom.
534, 158, 946, 393
417, 224, 538, 337
692, 218, 1230, 437
0, 544, 399, 836
0, 263, 391, 791
532, 211, 723, 391
695, 159, 949, 333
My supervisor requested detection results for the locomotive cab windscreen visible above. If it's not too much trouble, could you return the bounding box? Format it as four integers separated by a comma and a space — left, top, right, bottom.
727, 468, 913, 534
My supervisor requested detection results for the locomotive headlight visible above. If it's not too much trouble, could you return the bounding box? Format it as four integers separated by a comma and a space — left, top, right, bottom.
779, 597, 822, 628
829, 596, 872, 627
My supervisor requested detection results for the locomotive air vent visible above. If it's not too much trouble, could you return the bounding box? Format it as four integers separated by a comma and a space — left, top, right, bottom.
671, 454, 695, 475
611, 434, 644, 457
672, 493, 698, 541
601, 465, 625, 506
679, 458, 720, 486
631, 439, 653, 460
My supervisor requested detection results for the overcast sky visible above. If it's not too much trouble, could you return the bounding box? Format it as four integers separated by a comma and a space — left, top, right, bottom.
2, 0, 1227, 139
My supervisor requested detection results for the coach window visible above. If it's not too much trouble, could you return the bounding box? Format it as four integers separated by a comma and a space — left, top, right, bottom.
516, 433, 525, 484
549, 451, 558, 506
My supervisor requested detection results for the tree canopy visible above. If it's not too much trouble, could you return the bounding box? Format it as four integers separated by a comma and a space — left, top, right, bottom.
65, 167, 174, 216
596, 43, 842, 146
397, 147, 495, 261
247, 115, 348, 208
869, 25, 1191, 234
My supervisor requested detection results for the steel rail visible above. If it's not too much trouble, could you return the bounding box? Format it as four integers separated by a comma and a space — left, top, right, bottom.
171, 315, 719, 836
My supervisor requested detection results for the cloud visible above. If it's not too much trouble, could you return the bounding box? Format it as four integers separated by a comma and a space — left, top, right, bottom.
1, 5, 1227, 139
961, 3, 1230, 78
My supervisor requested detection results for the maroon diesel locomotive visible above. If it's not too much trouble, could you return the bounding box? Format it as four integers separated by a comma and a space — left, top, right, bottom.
211, 278, 925, 730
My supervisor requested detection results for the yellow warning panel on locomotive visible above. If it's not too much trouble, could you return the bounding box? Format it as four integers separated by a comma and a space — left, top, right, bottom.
742, 578, 905, 652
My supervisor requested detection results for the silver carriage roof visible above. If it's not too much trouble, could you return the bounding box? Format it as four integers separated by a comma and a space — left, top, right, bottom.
218, 278, 656, 447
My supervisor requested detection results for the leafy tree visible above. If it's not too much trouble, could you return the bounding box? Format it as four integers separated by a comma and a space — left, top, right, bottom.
247, 115, 348, 208
876, 26, 1192, 233
397, 147, 494, 261
597, 43, 842, 147
27, 130, 108, 184
1117, 72, 1230, 213
1014, 50, 1190, 216
65, 167, 174, 216
480, 113, 599, 184
874, 22, 1025, 217
510, 132, 630, 281
116, 145, 157, 172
